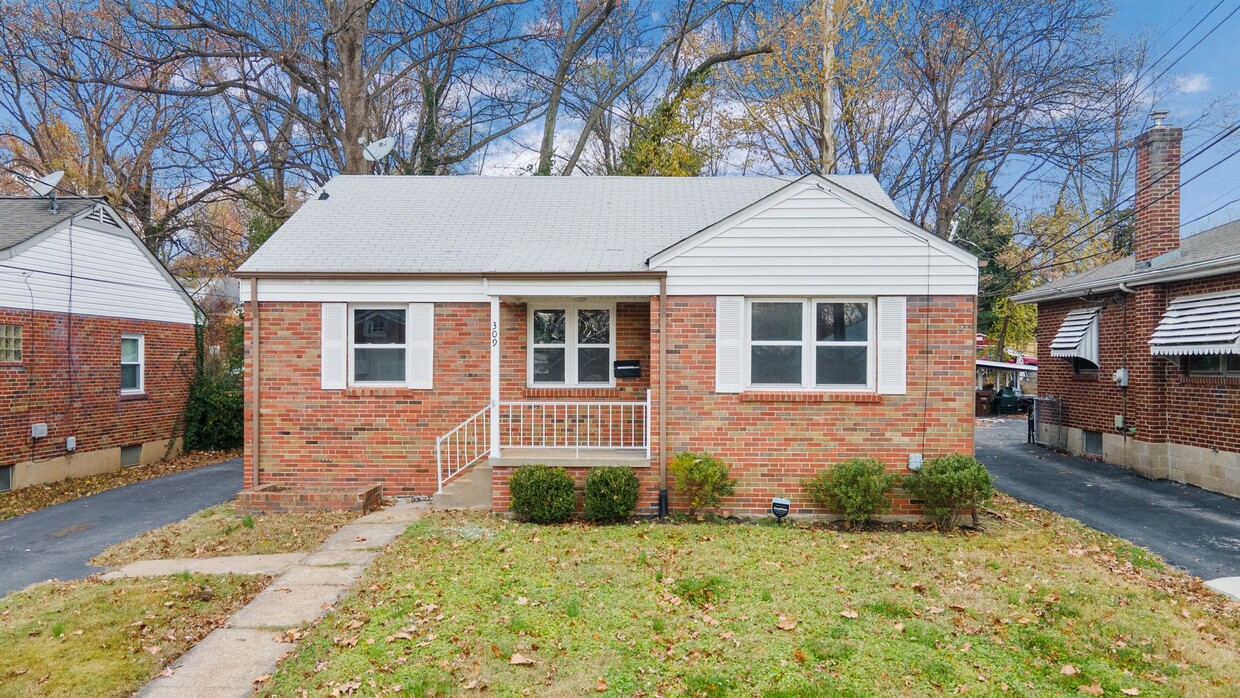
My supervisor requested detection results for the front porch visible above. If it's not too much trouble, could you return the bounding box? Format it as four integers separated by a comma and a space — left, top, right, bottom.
435, 290, 659, 495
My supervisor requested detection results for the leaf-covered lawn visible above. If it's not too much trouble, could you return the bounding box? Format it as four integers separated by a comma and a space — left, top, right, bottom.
0, 573, 266, 698
0, 449, 241, 522
261, 496, 1240, 697
92, 502, 360, 568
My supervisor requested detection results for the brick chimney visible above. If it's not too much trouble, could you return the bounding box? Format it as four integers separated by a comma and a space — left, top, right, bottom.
1133, 110, 1182, 265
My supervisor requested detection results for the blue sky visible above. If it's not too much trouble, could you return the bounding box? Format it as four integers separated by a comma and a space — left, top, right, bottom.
1112, 1, 1240, 235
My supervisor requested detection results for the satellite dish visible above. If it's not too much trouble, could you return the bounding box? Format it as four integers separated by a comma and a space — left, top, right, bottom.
359, 137, 395, 162
28, 170, 64, 198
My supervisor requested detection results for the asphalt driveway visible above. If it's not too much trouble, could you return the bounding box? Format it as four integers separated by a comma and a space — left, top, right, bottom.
0, 458, 243, 597
976, 419, 1240, 582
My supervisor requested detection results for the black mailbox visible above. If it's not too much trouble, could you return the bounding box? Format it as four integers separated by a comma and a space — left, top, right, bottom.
614, 360, 641, 379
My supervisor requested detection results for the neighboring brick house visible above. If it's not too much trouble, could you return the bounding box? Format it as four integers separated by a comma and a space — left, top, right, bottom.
235, 174, 979, 517
1013, 115, 1240, 498
0, 196, 199, 493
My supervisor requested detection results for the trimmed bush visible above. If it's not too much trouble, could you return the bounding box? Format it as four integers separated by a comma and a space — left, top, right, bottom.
508, 465, 575, 523
905, 454, 994, 531
669, 452, 736, 516
803, 458, 900, 530
583, 467, 640, 522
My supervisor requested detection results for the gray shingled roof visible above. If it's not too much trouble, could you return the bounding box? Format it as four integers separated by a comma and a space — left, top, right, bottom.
1012, 219, 1240, 303
237, 175, 901, 274
0, 197, 99, 251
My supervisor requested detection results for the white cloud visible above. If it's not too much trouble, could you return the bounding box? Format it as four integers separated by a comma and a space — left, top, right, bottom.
1172, 73, 1211, 94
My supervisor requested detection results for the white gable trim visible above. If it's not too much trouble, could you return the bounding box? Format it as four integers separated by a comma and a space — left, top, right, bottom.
647, 174, 977, 272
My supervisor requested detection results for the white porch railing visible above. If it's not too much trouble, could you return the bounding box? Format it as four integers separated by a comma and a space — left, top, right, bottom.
498, 389, 651, 458
434, 390, 652, 492
435, 405, 491, 493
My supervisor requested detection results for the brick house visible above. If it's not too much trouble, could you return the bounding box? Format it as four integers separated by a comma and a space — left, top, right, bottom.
0, 197, 198, 493
235, 175, 979, 517
1013, 115, 1240, 498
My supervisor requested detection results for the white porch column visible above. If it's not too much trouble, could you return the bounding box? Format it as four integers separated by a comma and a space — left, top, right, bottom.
490, 296, 502, 458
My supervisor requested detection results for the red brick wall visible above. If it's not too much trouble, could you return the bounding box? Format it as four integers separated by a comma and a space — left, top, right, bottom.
245, 302, 491, 496
0, 308, 194, 467
252, 295, 976, 516
647, 295, 977, 516
1133, 126, 1183, 263
1036, 271, 1240, 453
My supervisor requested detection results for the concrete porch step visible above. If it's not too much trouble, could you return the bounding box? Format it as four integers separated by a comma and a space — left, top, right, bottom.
431, 463, 493, 511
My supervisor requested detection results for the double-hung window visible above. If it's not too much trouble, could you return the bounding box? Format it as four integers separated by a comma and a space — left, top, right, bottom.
530, 304, 614, 387
121, 334, 144, 393
747, 299, 873, 389
351, 308, 406, 384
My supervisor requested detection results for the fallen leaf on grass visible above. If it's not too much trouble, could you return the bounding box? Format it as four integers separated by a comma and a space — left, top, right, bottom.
839, 609, 859, 619
894, 622, 905, 632
1061, 665, 1079, 676
1121, 690, 1141, 696
1077, 686, 1103, 696
253, 674, 272, 685
776, 614, 797, 631
595, 678, 608, 692
509, 653, 535, 665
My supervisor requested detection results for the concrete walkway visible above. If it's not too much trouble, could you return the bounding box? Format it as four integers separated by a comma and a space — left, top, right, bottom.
0, 457, 243, 597
977, 419, 1240, 596
136, 501, 428, 698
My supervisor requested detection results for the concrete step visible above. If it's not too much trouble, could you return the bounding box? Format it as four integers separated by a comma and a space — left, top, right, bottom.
432, 464, 493, 511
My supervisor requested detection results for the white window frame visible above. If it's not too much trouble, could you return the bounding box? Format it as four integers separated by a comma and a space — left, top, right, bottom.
744, 298, 876, 392
121, 333, 145, 394
348, 305, 408, 387
527, 302, 616, 388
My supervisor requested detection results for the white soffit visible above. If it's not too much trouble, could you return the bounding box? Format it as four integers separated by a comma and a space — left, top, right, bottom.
1050, 307, 1101, 366
1150, 291, 1240, 356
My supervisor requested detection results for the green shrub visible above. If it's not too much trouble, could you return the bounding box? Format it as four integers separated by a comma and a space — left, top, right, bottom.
668, 452, 736, 515
508, 465, 575, 523
183, 372, 244, 450
803, 458, 900, 530
905, 454, 994, 531
582, 466, 640, 522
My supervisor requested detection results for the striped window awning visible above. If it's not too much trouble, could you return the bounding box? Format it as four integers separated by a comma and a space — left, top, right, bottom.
1050, 307, 1100, 366
1150, 291, 1240, 356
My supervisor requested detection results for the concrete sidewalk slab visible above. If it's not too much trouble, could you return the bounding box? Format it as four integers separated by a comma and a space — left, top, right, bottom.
137, 501, 427, 697
1205, 577, 1240, 601
99, 552, 306, 580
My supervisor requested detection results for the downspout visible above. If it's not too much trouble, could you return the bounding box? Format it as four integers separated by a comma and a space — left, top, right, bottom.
658, 276, 669, 519
250, 277, 261, 487
1117, 282, 1136, 466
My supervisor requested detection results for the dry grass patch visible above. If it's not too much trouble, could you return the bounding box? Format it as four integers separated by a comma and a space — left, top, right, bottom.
92, 502, 361, 568
261, 495, 1240, 697
0, 573, 266, 698
0, 449, 241, 522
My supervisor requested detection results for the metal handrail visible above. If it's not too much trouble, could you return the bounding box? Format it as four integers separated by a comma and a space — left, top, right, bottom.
497, 390, 651, 457
434, 404, 491, 493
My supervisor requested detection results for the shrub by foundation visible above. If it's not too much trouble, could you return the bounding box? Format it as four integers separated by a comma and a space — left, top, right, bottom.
583, 467, 640, 522
509, 465, 575, 523
804, 458, 900, 529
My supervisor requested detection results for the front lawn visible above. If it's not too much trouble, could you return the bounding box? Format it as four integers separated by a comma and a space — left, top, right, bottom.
0, 573, 266, 698
91, 502, 361, 568
260, 497, 1240, 697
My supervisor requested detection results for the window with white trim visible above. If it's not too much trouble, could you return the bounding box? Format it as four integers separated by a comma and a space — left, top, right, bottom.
350, 308, 407, 384
529, 303, 615, 386
747, 299, 873, 389
0, 324, 21, 362
1187, 354, 1240, 376
121, 334, 144, 393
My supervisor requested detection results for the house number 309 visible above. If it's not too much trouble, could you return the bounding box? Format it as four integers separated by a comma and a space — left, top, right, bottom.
491, 322, 498, 347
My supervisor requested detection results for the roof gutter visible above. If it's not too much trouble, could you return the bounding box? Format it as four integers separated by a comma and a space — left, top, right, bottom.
1012, 255, 1240, 304
232, 270, 668, 280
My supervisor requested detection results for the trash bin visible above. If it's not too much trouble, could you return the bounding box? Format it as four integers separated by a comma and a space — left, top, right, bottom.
975, 390, 994, 416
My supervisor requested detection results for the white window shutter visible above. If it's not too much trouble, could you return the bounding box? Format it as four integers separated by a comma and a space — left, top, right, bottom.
877, 296, 907, 395
320, 303, 347, 390
407, 303, 435, 389
715, 296, 744, 393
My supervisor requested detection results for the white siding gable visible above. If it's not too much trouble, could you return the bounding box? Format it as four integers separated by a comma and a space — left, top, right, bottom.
651, 183, 977, 297
0, 219, 197, 325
